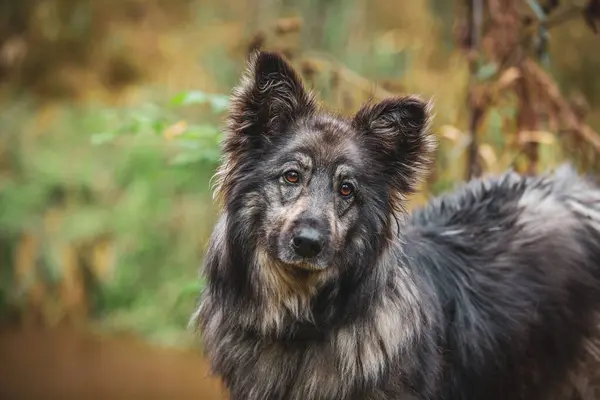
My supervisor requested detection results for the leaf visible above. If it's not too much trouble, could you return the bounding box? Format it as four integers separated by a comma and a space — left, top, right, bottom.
169, 152, 205, 166
487, 108, 505, 148
173, 280, 204, 306
170, 90, 208, 107
163, 121, 188, 140
207, 95, 230, 113
90, 237, 115, 283
90, 132, 118, 145
151, 120, 168, 135
449, 134, 472, 161
172, 140, 202, 150
518, 130, 555, 145
479, 144, 498, 168
168, 125, 222, 153
497, 67, 521, 89
440, 125, 464, 142
476, 63, 499, 81
170, 91, 230, 113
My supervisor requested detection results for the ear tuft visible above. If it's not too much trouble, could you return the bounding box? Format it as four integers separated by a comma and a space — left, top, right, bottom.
214, 51, 315, 204
226, 51, 316, 146
353, 95, 437, 196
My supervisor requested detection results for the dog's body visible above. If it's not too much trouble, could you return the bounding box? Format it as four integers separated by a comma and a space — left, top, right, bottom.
192, 51, 600, 400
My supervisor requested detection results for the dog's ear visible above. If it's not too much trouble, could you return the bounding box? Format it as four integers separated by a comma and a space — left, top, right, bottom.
225, 51, 316, 152
353, 96, 437, 195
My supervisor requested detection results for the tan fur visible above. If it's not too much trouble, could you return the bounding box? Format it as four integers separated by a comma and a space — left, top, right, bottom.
255, 250, 337, 334
231, 262, 427, 400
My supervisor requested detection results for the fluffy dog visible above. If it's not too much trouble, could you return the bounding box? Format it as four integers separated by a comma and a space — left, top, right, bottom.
191, 51, 600, 400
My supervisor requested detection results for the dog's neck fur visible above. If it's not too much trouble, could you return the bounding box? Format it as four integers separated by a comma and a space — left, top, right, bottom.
195, 212, 440, 399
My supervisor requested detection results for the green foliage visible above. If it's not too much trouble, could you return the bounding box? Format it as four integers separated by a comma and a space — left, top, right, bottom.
93, 90, 227, 341
0, 90, 227, 343
89, 90, 228, 167
476, 62, 499, 81
170, 90, 230, 111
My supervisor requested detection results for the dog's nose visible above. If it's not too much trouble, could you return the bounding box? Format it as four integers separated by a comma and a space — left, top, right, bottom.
291, 228, 324, 258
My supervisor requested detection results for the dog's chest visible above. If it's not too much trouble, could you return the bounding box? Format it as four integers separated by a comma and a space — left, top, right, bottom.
222, 336, 410, 400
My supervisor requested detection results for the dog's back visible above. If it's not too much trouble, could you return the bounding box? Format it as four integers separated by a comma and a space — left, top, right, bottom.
404, 164, 600, 399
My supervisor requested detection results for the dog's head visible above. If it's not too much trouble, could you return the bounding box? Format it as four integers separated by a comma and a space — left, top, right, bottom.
215, 51, 436, 280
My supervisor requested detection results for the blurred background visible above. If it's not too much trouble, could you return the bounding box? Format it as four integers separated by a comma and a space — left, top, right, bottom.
0, 0, 599, 398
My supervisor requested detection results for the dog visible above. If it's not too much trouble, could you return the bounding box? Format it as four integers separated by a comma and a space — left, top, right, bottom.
190, 50, 600, 400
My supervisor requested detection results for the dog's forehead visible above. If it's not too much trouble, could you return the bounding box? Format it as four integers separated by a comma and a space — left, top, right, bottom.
305, 114, 353, 139
283, 114, 362, 167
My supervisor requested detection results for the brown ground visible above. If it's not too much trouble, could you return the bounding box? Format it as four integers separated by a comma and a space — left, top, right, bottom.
0, 326, 228, 400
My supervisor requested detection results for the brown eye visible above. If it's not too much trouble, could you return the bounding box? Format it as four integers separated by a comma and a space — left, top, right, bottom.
284, 170, 300, 184
340, 182, 354, 197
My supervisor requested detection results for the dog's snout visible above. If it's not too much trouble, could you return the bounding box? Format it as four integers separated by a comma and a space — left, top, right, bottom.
291, 227, 324, 258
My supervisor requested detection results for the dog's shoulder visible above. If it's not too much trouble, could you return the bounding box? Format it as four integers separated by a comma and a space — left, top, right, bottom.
407, 170, 526, 234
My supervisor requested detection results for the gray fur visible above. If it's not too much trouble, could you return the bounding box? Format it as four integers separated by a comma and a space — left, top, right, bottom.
191, 51, 600, 400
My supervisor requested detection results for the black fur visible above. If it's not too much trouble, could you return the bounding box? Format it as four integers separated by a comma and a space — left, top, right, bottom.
192, 51, 600, 400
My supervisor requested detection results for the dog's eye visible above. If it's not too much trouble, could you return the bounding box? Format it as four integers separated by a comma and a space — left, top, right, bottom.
339, 182, 354, 197
283, 170, 301, 184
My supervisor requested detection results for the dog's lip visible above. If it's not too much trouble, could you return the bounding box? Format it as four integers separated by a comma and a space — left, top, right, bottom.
281, 260, 327, 272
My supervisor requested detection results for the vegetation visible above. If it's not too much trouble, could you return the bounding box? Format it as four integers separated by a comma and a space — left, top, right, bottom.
0, 92, 226, 346
0, 0, 599, 366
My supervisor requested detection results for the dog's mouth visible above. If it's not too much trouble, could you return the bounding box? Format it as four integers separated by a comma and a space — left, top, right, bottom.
280, 261, 328, 281
273, 236, 330, 272
279, 257, 328, 273
265, 244, 329, 273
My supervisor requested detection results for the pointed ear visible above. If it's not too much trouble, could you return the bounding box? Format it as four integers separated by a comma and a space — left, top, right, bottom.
225, 51, 316, 152
353, 96, 437, 195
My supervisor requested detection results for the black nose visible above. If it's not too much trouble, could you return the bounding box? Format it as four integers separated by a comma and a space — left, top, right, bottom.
291, 227, 324, 258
